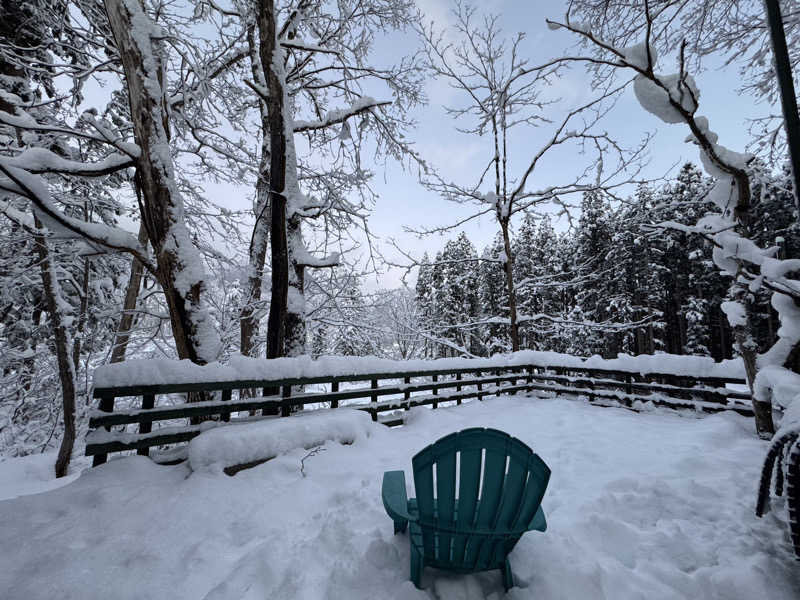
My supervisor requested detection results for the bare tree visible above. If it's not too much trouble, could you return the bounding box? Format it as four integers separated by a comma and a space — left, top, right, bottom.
413, 1, 648, 351
196, 0, 424, 358
103, 0, 221, 363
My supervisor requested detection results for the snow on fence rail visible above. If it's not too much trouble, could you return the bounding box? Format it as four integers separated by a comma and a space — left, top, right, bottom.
86, 353, 751, 467
93, 351, 745, 389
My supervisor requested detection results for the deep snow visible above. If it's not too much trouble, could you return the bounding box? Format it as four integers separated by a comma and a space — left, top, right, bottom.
1, 395, 798, 600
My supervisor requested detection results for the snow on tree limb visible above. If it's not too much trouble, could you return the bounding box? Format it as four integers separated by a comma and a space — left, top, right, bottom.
0, 159, 150, 261
547, 4, 796, 438
280, 39, 339, 55
3, 148, 135, 177
292, 97, 392, 133
0, 110, 140, 158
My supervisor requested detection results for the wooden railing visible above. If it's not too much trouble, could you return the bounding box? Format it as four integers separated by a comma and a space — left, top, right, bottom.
87, 363, 751, 466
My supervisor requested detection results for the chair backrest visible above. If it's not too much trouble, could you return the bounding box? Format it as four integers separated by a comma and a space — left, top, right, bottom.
411, 427, 550, 571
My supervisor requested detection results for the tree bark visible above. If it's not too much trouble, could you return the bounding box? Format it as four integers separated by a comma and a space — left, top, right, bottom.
731, 280, 775, 438
500, 220, 519, 352
71, 256, 90, 372
33, 217, 76, 478
240, 23, 272, 359
257, 0, 289, 361
104, 0, 219, 364
110, 221, 148, 363
284, 212, 306, 356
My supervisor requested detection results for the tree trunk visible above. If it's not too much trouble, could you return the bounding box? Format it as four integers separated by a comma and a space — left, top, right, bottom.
110, 221, 148, 363
285, 213, 306, 356
240, 23, 272, 360
71, 203, 92, 372
731, 286, 775, 438
257, 0, 289, 361
71, 256, 91, 372
500, 220, 519, 352
104, 0, 220, 364
33, 217, 76, 478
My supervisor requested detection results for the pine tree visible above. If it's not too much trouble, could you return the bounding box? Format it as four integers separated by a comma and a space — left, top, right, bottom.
415, 253, 435, 358
571, 190, 613, 356
651, 163, 715, 355
513, 213, 538, 349
479, 234, 510, 355
514, 213, 563, 350
437, 233, 481, 355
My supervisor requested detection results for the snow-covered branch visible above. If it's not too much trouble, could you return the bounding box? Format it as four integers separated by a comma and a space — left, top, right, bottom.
0, 160, 150, 263
3, 148, 135, 177
293, 97, 392, 133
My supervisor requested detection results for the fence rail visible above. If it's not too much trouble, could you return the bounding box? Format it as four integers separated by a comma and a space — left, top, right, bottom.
87, 363, 751, 466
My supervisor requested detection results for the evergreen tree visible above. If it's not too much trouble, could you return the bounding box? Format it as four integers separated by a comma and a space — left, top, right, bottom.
651, 163, 715, 355
415, 253, 435, 358
438, 233, 481, 355
479, 234, 509, 355
514, 213, 562, 350
571, 190, 613, 356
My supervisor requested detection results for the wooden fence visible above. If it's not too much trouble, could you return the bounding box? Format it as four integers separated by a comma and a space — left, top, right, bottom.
86, 363, 752, 466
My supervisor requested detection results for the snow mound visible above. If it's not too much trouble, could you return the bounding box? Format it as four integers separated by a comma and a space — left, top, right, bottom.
188, 409, 374, 474
0, 451, 79, 501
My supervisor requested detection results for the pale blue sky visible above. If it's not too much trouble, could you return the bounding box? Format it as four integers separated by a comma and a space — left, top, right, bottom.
364, 0, 769, 288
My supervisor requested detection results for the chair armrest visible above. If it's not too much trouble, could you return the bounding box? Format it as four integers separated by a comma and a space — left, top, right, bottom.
382, 470, 416, 523
527, 505, 547, 532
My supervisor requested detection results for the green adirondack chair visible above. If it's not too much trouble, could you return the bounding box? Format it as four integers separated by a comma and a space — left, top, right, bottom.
381, 428, 550, 591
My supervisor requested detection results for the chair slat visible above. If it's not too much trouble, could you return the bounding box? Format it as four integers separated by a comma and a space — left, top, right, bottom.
436, 451, 457, 562
413, 458, 436, 560
454, 446, 482, 565
510, 455, 551, 531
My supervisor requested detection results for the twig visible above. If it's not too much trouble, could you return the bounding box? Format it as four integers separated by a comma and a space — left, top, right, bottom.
300, 445, 326, 477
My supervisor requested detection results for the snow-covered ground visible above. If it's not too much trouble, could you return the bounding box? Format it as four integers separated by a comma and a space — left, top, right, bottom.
1, 394, 798, 600
0, 451, 81, 502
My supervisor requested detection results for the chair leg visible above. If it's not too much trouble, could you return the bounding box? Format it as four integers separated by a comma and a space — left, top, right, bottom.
501, 557, 514, 591
410, 544, 423, 589
394, 519, 408, 534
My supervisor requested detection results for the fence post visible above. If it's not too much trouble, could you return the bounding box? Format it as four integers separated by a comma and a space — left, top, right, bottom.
92, 393, 116, 466
331, 380, 339, 409
496, 369, 502, 397
456, 372, 462, 405
263, 384, 279, 416
476, 370, 483, 401
137, 393, 156, 456
371, 379, 378, 421
281, 385, 291, 417
432, 374, 439, 409
220, 389, 232, 422
404, 376, 411, 409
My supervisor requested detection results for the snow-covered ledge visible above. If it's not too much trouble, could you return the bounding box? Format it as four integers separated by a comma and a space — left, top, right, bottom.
94, 351, 745, 390
188, 409, 374, 474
